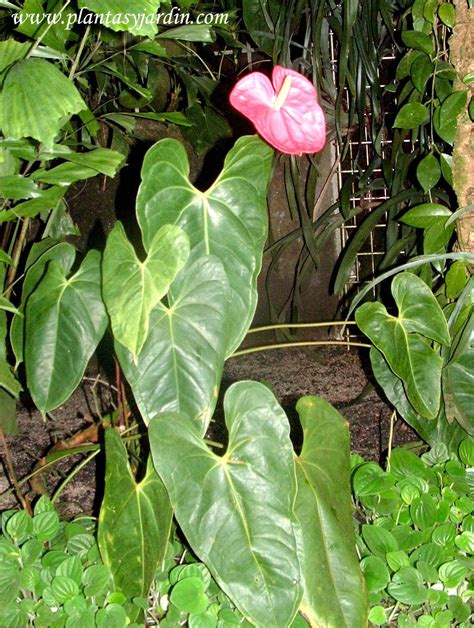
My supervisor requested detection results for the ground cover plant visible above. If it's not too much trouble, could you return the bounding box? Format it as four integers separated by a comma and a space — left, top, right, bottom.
0, 0, 473, 626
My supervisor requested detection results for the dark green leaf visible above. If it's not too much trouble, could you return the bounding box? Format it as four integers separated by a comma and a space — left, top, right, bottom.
423, 218, 454, 255
401, 31, 434, 56
25, 250, 107, 415
360, 556, 390, 593
410, 494, 437, 529
103, 222, 189, 359
393, 102, 430, 129
149, 381, 302, 627
370, 348, 465, 452
294, 397, 368, 627
361, 524, 398, 558
440, 91, 468, 125
416, 154, 441, 192
356, 273, 449, 418
116, 255, 229, 432
438, 3, 456, 27
410, 54, 433, 93
443, 313, 474, 435
136, 136, 273, 356
32, 511, 59, 541
98, 429, 172, 623
387, 567, 428, 604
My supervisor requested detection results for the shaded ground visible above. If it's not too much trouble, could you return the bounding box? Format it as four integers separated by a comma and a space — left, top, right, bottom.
0, 347, 418, 517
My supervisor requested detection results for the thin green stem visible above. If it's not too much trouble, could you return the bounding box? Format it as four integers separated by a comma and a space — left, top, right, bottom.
386, 410, 397, 472
26, 0, 71, 59
247, 321, 357, 334
51, 449, 100, 504
68, 25, 91, 81
230, 340, 371, 358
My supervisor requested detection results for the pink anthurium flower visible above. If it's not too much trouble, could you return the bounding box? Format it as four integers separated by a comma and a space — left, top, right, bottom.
229, 65, 326, 155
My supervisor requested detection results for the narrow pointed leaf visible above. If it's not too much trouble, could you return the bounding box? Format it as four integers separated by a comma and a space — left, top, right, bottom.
136, 136, 273, 356
103, 222, 189, 358
149, 381, 302, 627
25, 250, 107, 414
356, 273, 449, 418
116, 255, 228, 432
98, 429, 172, 620
294, 396, 368, 628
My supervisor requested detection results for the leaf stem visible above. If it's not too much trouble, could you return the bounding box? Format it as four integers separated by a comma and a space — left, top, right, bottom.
51, 449, 100, 504
230, 340, 371, 358
247, 320, 356, 333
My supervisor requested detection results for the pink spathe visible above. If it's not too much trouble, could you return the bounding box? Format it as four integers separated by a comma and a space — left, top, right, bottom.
229, 66, 326, 155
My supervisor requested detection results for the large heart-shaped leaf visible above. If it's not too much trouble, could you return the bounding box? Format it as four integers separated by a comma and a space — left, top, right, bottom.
10, 241, 76, 367
0, 59, 86, 148
149, 381, 302, 627
356, 273, 450, 418
370, 347, 466, 453
294, 396, 368, 627
136, 136, 273, 356
98, 429, 172, 621
103, 222, 189, 359
116, 255, 229, 432
25, 250, 107, 415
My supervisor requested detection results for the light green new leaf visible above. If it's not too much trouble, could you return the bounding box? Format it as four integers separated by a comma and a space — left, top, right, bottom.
116, 255, 228, 432
103, 222, 189, 359
0, 59, 86, 148
98, 429, 172, 622
25, 250, 107, 415
356, 273, 450, 418
0, 175, 39, 200
31, 147, 125, 186
0, 40, 29, 74
294, 397, 368, 628
149, 381, 302, 627
136, 136, 273, 356
38, 147, 125, 178
78, 0, 161, 37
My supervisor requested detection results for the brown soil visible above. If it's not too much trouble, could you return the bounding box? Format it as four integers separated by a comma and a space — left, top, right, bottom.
0, 347, 418, 517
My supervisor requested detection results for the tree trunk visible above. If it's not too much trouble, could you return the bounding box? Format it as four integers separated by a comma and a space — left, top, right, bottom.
450, 1, 474, 258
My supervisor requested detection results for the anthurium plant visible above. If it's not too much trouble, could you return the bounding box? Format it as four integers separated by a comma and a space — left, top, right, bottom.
356, 269, 473, 453
12, 133, 368, 626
